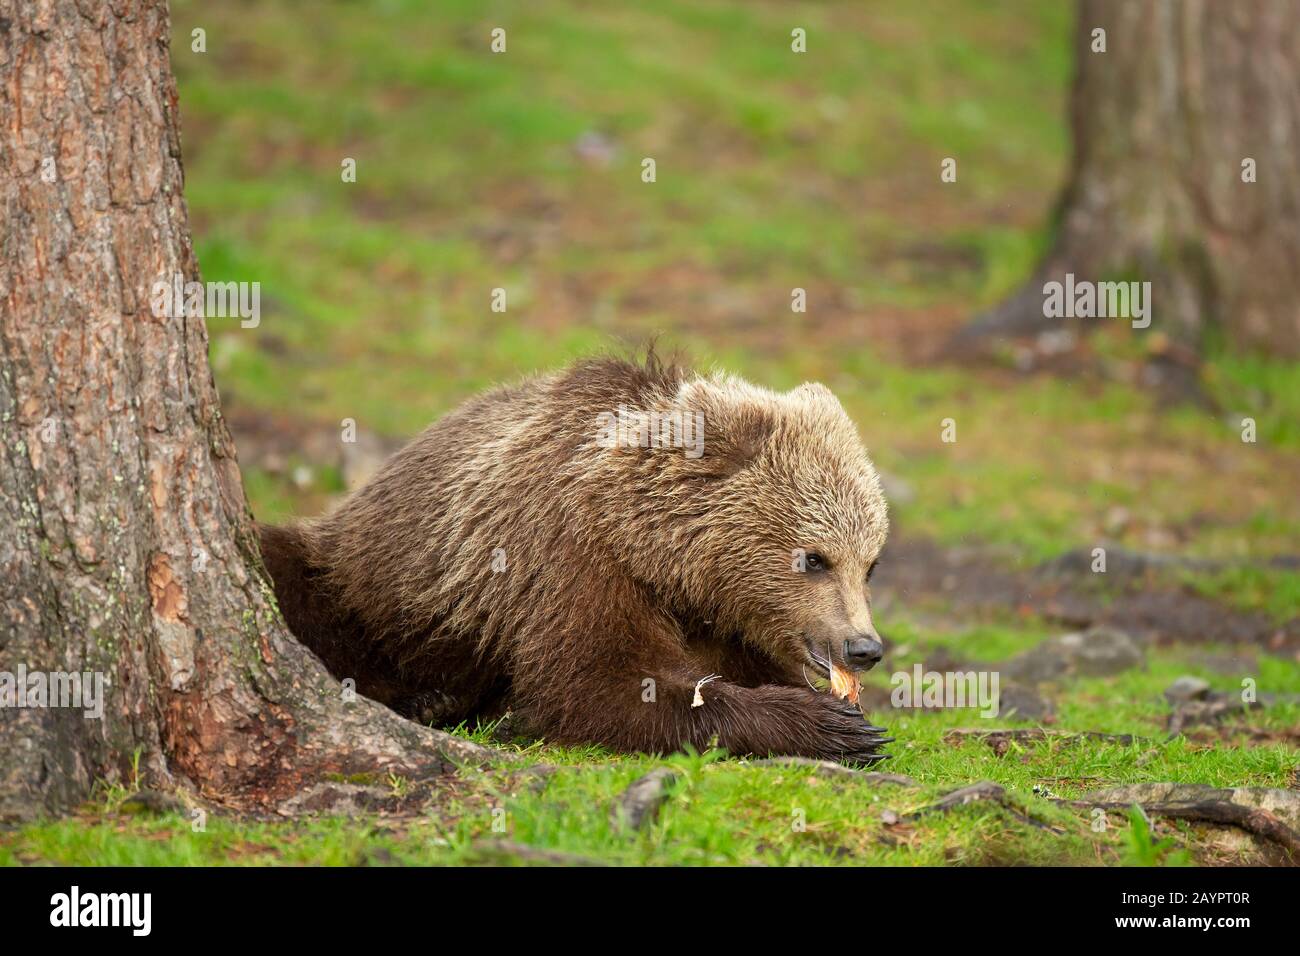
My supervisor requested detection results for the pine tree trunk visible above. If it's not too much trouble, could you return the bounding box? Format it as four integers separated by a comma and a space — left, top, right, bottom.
960, 0, 1300, 355
0, 0, 495, 822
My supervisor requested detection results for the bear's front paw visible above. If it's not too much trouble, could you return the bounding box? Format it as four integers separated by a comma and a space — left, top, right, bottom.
809, 695, 894, 766
396, 689, 462, 726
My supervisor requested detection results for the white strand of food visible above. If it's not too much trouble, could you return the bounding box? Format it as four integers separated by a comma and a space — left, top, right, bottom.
691, 673, 721, 707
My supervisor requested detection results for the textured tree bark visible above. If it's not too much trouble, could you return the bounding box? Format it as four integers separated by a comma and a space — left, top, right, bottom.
958, 0, 1300, 355
0, 0, 496, 822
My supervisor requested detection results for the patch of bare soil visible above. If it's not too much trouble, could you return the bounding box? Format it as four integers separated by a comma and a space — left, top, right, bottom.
1186, 726, 1300, 748
876, 536, 1300, 655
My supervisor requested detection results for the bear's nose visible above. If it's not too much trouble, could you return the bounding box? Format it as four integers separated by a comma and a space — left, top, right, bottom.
844, 637, 884, 669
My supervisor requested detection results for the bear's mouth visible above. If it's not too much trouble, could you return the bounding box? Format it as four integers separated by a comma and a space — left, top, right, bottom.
804, 643, 834, 677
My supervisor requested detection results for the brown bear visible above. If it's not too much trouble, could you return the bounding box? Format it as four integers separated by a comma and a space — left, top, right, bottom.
259, 353, 893, 763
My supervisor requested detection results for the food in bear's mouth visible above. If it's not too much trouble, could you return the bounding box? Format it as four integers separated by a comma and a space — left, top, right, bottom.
829, 662, 862, 704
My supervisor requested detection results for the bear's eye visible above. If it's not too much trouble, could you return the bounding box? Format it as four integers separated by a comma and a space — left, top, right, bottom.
866, 560, 879, 583
804, 552, 828, 573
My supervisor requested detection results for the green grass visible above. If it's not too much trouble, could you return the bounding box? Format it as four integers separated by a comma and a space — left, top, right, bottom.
1179, 565, 1300, 625
6, 636, 1296, 866
171, 2, 1068, 407
1201, 351, 1300, 450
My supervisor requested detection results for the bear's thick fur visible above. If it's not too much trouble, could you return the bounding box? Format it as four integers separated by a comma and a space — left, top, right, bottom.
259, 354, 893, 762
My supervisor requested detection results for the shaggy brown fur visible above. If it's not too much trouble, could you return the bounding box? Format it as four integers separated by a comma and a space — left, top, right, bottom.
259, 354, 894, 763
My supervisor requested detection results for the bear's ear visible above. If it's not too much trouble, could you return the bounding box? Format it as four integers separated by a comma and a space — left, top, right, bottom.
791, 381, 839, 405
701, 402, 776, 477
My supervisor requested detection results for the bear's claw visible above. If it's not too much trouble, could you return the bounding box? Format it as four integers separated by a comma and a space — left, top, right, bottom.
807, 693, 895, 765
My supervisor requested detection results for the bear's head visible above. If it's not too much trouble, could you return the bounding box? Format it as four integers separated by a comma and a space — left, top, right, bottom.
666, 375, 891, 682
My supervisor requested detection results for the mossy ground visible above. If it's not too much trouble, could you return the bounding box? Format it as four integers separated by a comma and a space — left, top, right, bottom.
5, 0, 1295, 866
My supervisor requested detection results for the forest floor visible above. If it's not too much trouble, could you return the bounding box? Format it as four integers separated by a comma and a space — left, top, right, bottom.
3, 0, 1298, 865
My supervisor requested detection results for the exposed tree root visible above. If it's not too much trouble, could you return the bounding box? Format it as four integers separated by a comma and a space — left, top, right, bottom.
1058, 798, 1300, 859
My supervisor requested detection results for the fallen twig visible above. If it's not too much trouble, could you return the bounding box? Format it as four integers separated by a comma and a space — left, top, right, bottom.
745, 757, 915, 785
944, 728, 1141, 754
1056, 798, 1300, 858
904, 781, 1063, 832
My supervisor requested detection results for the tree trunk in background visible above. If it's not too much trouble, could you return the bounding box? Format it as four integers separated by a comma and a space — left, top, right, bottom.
0, 0, 492, 821
959, 0, 1300, 355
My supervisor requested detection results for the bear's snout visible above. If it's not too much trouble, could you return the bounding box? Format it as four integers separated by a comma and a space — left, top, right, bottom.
844, 636, 884, 670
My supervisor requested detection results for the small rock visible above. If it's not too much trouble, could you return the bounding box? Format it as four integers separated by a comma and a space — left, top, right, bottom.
1070, 627, 1145, 676
1001, 643, 1070, 683
1002, 626, 1144, 683
1165, 675, 1212, 704
996, 683, 1054, 720
612, 768, 677, 832
1167, 694, 1264, 735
